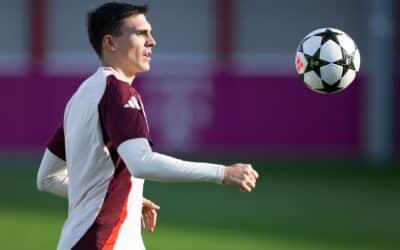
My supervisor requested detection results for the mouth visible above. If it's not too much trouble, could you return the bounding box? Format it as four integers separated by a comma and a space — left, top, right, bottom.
144, 51, 152, 60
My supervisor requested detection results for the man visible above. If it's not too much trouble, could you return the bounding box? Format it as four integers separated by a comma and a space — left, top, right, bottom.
37, 2, 258, 250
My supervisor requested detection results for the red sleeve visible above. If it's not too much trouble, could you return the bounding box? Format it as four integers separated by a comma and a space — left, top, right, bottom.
99, 75, 151, 148
47, 125, 66, 161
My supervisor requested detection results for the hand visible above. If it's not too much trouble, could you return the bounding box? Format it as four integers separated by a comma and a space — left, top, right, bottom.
142, 198, 160, 232
222, 163, 259, 192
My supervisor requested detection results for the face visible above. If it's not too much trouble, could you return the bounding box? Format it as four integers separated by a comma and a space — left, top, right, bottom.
108, 14, 156, 75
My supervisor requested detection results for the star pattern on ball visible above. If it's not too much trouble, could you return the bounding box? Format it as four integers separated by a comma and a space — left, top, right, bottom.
313, 28, 342, 46
303, 49, 330, 78
331, 47, 357, 77
317, 81, 343, 93
334, 47, 356, 71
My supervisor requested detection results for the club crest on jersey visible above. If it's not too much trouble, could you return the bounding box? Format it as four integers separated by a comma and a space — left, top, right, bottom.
123, 96, 141, 110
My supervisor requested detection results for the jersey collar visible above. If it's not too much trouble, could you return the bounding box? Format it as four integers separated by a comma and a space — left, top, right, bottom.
100, 67, 133, 85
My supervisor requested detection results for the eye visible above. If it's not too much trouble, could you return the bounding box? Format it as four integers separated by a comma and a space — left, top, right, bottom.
135, 30, 147, 36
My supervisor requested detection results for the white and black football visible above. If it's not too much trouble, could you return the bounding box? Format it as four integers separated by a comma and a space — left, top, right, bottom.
295, 28, 360, 94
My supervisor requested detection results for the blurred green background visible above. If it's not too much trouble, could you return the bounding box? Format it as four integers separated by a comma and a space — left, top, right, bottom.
1, 158, 399, 250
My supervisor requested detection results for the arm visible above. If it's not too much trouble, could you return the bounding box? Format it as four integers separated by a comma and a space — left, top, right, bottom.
118, 138, 224, 184
37, 149, 68, 198
37, 125, 68, 198
118, 138, 258, 192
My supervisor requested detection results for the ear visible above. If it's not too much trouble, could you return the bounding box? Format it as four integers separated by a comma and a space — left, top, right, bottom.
103, 35, 117, 52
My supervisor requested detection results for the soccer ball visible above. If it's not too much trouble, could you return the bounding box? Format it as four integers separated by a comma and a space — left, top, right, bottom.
295, 28, 360, 94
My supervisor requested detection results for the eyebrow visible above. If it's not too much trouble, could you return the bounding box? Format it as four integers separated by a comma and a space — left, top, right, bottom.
131, 28, 152, 34
134, 28, 151, 32
132, 26, 152, 32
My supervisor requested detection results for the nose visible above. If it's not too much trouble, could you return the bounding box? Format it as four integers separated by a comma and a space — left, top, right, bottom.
147, 34, 156, 47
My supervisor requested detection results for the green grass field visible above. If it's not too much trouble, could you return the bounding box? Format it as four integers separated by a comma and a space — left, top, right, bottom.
0, 158, 399, 250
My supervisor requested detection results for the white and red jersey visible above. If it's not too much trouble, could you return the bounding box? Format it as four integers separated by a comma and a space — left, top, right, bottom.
48, 67, 150, 250
40, 67, 225, 250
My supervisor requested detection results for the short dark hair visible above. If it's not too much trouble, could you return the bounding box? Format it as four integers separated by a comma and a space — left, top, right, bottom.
87, 2, 148, 58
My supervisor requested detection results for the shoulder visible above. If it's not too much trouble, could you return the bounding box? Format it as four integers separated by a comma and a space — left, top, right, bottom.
103, 75, 133, 105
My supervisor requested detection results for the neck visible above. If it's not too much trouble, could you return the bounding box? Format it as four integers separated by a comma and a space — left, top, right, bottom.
101, 60, 136, 84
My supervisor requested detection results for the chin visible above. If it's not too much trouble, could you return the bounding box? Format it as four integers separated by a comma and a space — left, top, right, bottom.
140, 65, 151, 72
131, 63, 150, 74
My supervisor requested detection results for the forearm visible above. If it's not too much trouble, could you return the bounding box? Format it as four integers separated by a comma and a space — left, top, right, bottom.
118, 138, 225, 184
37, 149, 68, 198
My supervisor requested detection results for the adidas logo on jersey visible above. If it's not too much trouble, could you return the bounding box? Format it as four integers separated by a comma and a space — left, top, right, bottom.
123, 96, 141, 110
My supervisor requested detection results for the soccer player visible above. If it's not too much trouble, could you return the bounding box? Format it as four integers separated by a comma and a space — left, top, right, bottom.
37, 2, 259, 250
